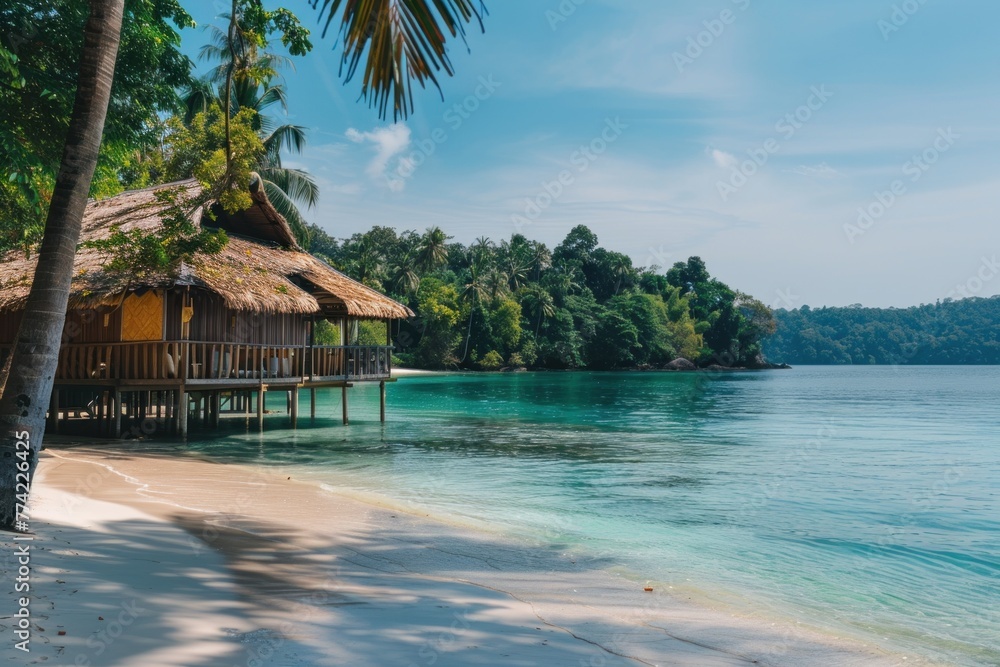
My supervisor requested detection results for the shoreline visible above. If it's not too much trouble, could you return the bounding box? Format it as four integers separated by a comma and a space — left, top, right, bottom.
4, 444, 919, 666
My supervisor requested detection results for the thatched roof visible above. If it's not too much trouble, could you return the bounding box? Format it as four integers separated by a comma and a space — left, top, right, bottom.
0, 179, 413, 320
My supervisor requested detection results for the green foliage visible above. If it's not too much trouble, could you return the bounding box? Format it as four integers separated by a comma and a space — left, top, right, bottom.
313, 319, 340, 345
664, 287, 703, 360
318, 223, 773, 370
414, 278, 462, 369
195, 4, 316, 245
610, 293, 676, 365
80, 187, 227, 280
236, 2, 313, 59
305, 223, 340, 260
357, 319, 387, 345
164, 107, 264, 213
0, 180, 46, 256
765, 298, 1000, 365
590, 312, 640, 369
665, 256, 774, 366
479, 350, 503, 370
491, 298, 523, 354
0, 0, 195, 254
416, 226, 452, 274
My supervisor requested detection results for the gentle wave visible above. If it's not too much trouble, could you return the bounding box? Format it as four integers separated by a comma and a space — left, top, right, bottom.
182, 366, 1000, 666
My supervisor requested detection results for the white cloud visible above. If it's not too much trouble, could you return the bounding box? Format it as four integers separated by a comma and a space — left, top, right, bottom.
345, 125, 412, 190
709, 148, 738, 169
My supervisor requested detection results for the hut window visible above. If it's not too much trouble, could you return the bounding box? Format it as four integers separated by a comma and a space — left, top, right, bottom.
121, 291, 165, 341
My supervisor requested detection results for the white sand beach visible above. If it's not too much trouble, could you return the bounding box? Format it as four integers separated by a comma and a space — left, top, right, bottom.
1, 446, 916, 667
391, 368, 449, 378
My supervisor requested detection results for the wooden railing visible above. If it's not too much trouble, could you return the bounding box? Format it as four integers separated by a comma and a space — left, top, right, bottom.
187, 342, 304, 380
57, 341, 184, 381
342, 345, 393, 379
42, 341, 393, 383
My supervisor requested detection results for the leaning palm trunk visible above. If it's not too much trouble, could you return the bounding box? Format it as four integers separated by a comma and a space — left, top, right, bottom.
0, 0, 125, 530
462, 296, 475, 362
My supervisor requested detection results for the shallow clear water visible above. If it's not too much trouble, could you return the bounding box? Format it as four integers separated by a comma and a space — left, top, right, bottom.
182, 367, 1000, 666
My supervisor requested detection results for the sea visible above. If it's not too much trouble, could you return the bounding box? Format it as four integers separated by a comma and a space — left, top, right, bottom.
181, 366, 1000, 666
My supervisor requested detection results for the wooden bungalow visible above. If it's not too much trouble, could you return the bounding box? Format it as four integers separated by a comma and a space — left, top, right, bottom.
0, 178, 413, 437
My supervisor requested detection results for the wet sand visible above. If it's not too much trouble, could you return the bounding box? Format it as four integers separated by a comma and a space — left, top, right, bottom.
1, 445, 912, 666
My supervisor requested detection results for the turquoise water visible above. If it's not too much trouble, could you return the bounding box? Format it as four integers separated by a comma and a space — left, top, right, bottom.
183, 367, 1000, 665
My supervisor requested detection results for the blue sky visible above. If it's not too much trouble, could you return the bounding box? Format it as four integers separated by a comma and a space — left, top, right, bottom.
177, 0, 1000, 308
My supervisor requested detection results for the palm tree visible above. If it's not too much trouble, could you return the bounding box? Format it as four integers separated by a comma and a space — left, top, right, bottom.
181, 77, 218, 125
190, 20, 318, 246
199, 23, 291, 90
388, 251, 421, 297
415, 226, 451, 274
352, 236, 386, 287
457, 237, 493, 361
484, 268, 511, 302
471, 236, 494, 263
0, 0, 125, 528
521, 285, 556, 337
460, 248, 489, 362
500, 238, 531, 291
0, 0, 488, 528
530, 241, 552, 281
610, 255, 632, 295
546, 271, 581, 304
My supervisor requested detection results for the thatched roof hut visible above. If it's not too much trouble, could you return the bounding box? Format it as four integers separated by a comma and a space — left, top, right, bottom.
0, 178, 413, 320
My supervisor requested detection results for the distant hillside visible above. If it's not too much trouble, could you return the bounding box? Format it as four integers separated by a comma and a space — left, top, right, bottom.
764, 296, 1000, 365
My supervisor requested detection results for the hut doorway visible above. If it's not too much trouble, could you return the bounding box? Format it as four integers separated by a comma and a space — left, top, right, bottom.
121, 290, 164, 341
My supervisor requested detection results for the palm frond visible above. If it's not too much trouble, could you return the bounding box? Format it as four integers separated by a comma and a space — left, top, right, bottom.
256, 85, 289, 114
262, 179, 311, 247
180, 78, 218, 125
263, 124, 308, 160
256, 53, 295, 75
259, 166, 319, 208
310, 0, 487, 120
205, 62, 231, 85
199, 25, 231, 64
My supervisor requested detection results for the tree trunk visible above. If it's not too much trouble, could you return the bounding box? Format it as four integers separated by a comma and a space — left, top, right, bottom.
461, 291, 480, 363
0, 0, 125, 530
224, 0, 238, 177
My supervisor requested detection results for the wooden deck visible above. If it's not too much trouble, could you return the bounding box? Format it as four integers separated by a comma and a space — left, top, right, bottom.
0, 341, 396, 437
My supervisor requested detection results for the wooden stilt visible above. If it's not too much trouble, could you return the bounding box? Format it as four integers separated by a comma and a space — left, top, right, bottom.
341, 386, 349, 425
257, 384, 265, 430
210, 392, 220, 428
166, 391, 173, 433
178, 388, 188, 437
290, 386, 299, 428
98, 391, 106, 435
379, 380, 386, 423
112, 389, 122, 438
310, 388, 316, 419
